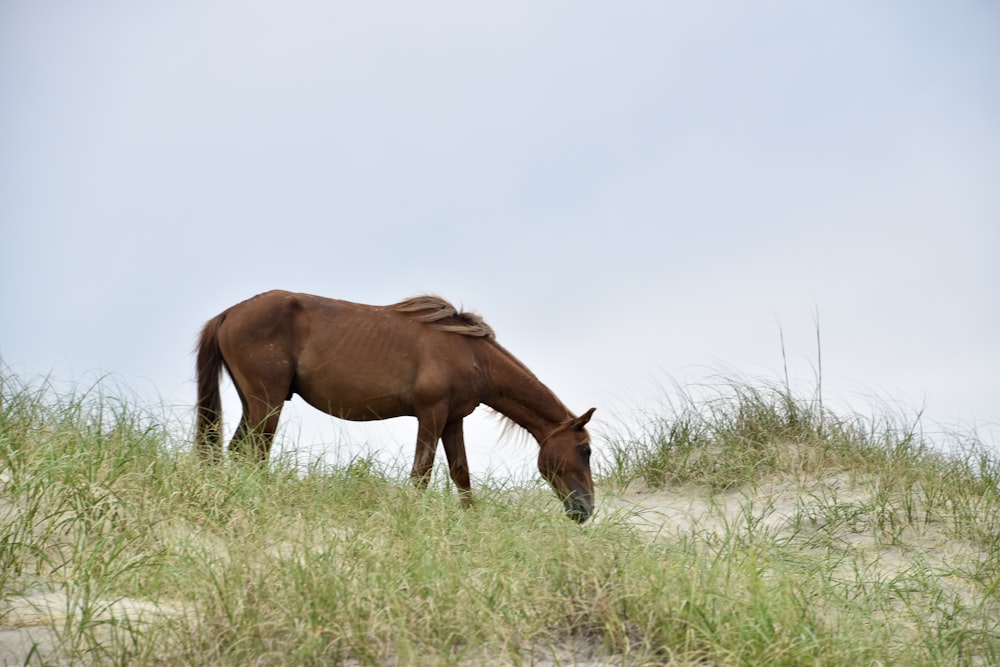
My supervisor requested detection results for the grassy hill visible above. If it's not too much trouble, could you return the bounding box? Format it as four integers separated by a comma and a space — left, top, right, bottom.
1, 372, 998, 665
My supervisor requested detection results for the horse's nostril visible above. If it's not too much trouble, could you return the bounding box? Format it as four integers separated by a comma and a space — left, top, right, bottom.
565, 497, 593, 523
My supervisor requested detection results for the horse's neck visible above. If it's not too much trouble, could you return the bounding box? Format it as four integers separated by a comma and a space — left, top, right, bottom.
480, 343, 570, 442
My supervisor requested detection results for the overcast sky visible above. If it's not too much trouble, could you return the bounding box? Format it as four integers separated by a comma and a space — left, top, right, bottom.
2, 2, 998, 480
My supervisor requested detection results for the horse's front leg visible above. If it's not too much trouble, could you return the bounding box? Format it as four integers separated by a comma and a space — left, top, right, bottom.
411, 408, 445, 489
442, 419, 473, 508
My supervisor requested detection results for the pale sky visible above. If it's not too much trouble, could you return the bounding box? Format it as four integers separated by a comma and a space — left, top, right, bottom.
2, 2, 998, 480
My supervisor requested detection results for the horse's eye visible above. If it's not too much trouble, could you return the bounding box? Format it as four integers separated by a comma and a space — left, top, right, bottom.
580, 444, 591, 460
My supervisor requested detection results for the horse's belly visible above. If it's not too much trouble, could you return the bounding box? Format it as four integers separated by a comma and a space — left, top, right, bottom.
294, 381, 414, 422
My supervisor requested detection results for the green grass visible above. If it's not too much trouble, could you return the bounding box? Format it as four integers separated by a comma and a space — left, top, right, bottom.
1, 370, 998, 665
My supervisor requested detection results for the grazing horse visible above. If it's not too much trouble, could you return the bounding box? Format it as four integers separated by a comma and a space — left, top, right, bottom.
195, 290, 597, 522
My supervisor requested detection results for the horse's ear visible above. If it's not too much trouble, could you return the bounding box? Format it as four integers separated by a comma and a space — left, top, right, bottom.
571, 407, 596, 431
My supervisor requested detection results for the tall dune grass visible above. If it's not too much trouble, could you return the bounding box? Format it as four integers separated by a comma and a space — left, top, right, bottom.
1, 370, 998, 665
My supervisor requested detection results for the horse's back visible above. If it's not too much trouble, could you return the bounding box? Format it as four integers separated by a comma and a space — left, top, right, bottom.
219, 291, 375, 341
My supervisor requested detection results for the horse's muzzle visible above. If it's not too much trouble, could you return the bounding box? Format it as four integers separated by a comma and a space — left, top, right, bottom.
563, 490, 594, 524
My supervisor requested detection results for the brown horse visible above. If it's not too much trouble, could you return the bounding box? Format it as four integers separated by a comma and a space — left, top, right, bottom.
195, 290, 596, 522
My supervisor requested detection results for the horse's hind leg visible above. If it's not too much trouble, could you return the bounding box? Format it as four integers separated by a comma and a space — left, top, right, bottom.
229, 384, 288, 463
215, 297, 298, 463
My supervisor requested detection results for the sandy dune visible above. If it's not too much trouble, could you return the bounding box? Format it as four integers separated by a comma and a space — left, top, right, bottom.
0, 469, 991, 665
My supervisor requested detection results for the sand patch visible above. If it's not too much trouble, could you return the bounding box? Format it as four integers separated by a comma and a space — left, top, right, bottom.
0, 587, 185, 666
600, 470, 993, 619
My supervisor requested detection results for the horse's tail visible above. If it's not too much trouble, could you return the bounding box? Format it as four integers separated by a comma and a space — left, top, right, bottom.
195, 312, 227, 462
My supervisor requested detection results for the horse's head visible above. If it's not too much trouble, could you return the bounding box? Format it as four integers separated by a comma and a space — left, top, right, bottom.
538, 407, 597, 523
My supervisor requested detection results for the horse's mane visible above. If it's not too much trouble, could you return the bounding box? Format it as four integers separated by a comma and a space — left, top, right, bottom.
390, 295, 496, 339
489, 409, 533, 447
